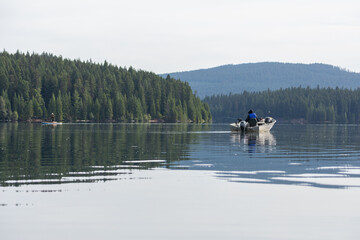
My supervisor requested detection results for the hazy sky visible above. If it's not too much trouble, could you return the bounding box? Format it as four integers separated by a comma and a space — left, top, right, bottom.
1, 0, 360, 73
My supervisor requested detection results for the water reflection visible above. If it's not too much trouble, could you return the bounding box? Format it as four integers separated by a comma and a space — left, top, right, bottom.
0, 123, 209, 186
213, 125, 360, 189
215, 167, 360, 189
1, 123, 360, 189
230, 132, 276, 153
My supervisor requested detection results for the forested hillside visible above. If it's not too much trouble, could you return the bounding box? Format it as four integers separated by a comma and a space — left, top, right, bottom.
204, 87, 360, 123
162, 63, 360, 98
0, 51, 211, 123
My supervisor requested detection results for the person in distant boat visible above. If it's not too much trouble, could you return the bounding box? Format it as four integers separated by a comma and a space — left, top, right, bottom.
245, 109, 257, 127
51, 113, 55, 122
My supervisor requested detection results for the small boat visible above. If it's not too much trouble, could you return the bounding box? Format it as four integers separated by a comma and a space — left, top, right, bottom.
41, 121, 63, 125
230, 117, 276, 133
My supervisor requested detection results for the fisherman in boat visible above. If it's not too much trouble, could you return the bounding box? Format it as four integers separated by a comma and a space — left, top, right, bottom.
51, 113, 55, 122
245, 109, 257, 127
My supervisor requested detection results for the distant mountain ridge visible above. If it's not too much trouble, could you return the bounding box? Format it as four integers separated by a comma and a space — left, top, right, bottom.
161, 62, 360, 98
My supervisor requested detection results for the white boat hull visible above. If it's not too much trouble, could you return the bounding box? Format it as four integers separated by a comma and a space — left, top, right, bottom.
230, 118, 276, 133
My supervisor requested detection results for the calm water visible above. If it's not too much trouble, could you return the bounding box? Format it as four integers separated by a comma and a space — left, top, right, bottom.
1, 123, 360, 239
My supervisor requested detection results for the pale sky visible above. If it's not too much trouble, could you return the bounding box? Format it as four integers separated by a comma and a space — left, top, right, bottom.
1, 0, 360, 73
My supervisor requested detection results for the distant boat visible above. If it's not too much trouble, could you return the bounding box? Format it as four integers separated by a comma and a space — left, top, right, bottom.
230, 117, 276, 133
41, 121, 63, 125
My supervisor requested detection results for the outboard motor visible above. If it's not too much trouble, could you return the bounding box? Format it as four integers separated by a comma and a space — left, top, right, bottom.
240, 120, 247, 131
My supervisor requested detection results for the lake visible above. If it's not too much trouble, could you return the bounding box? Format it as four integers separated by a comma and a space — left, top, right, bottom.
1, 123, 360, 239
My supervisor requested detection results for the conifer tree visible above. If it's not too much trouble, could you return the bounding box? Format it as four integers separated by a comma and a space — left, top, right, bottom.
0, 96, 7, 120
56, 92, 63, 121
106, 99, 113, 120
72, 90, 81, 120
48, 93, 56, 119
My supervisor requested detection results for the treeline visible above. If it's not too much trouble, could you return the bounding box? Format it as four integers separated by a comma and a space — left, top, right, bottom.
0, 51, 211, 123
204, 87, 360, 123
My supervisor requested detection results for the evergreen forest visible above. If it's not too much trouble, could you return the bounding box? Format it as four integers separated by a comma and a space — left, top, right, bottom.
0, 51, 211, 123
204, 87, 360, 123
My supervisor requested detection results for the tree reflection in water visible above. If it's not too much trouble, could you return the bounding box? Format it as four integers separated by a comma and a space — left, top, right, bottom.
0, 123, 209, 186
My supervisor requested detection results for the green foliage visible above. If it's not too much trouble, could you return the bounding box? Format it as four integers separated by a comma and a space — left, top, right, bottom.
56, 91, 63, 121
0, 96, 7, 120
0, 50, 211, 123
204, 87, 360, 124
11, 111, 18, 122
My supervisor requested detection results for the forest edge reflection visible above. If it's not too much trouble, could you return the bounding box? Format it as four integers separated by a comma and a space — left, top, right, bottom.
1, 123, 360, 189
0, 123, 210, 186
